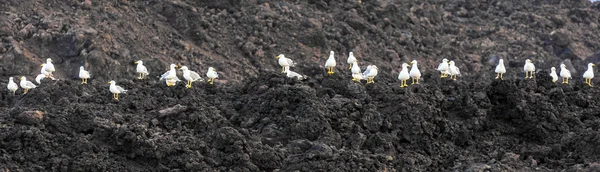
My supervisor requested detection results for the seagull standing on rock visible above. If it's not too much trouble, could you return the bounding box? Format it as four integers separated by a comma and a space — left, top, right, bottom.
79, 66, 91, 84
7, 77, 18, 95
206, 67, 219, 85
135, 60, 149, 80
409, 60, 421, 84
42, 58, 55, 78
276, 54, 295, 73
524, 59, 535, 79
560, 63, 571, 84
495, 59, 506, 80
351, 60, 363, 82
19, 76, 36, 94
363, 65, 379, 84
437, 58, 449, 78
160, 64, 180, 86
108, 80, 127, 100
583, 63, 595, 87
325, 51, 336, 75
550, 67, 558, 83
180, 66, 204, 88
347, 52, 357, 70
398, 63, 410, 88
449, 61, 460, 80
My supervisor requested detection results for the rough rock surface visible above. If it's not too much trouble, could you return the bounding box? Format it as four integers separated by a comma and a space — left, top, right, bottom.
1, 0, 600, 171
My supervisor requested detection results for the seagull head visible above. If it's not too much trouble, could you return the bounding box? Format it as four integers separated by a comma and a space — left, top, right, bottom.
276, 54, 284, 59
498, 59, 504, 64
330, 51, 334, 56
551, 67, 556, 71
442, 58, 448, 63
47, 58, 53, 63
108, 80, 115, 85
526, 59, 532, 63
80, 66, 85, 70
134, 60, 143, 65
560, 63, 566, 68
180, 66, 189, 71
589, 63, 595, 68
20, 76, 26, 81
410, 60, 417, 64
9, 77, 13, 81
169, 64, 178, 69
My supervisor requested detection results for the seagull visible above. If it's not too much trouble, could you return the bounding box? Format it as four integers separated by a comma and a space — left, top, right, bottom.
550, 67, 558, 83
276, 54, 296, 73
398, 63, 410, 87
351, 60, 362, 82
159, 64, 180, 86
7, 77, 18, 95
35, 74, 45, 84
108, 80, 127, 100
449, 61, 460, 80
583, 63, 595, 87
560, 63, 571, 84
19, 76, 36, 94
437, 58, 449, 78
524, 59, 535, 79
79, 66, 91, 84
495, 59, 506, 80
409, 60, 421, 84
206, 67, 219, 85
180, 66, 204, 88
134, 60, 149, 79
42, 58, 55, 78
284, 69, 306, 80
364, 65, 379, 84
347, 52, 357, 69
325, 51, 336, 75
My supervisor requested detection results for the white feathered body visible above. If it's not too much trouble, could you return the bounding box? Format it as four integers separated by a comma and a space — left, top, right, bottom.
137, 63, 149, 75
524, 62, 535, 72
449, 61, 460, 76
35, 74, 45, 84
560, 65, 571, 79
207, 69, 219, 79
550, 68, 558, 83
398, 64, 410, 81
79, 68, 90, 79
20, 78, 36, 89
410, 61, 421, 79
325, 51, 336, 67
495, 60, 506, 74
351, 61, 361, 74
437, 59, 449, 74
109, 82, 127, 94
286, 70, 305, 80
278, 55, 295, 67
7, 78, 18, 93
364, 66, 378, 78
583, 64, 594, 79
347, 52, 356, 64
183, 70, 203, 82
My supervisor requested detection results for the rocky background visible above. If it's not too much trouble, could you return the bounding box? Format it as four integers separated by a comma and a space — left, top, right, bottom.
1, 0, 600, 171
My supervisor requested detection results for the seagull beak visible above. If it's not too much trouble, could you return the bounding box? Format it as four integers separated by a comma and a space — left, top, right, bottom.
593, 64, 596, 67
108, 82, 111, 84
276, 55, 280, 59
174, 65, 178, 68
410, 61, 414, 64
134, 61, 138, 64
40, 64, 44, 67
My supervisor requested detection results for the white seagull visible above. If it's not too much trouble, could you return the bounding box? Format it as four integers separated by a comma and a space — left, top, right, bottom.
398, 63, 410, 87
560, 63, 571, 84
285, 69, 306, 80
108, 80, 127, 100
19, 76, 36, 94
135, 60, 149, 79
347, 52, 357, 69
495, 59, 506, 80
449, 61, 460, 80
206, 67, 219, 85
7, 77, 18, 95
363, 65, 379, 84
524, 59, 535, 79
583, 63, 595, 87
325, 51, 336, 75
159, 64, 180, 86
180, 66, 204, 88
79, 66, 91, 84
437, 58, 449, 78
42, 58, 55, 78
550, 67, 558, 83
276, 54, 296, 73
409, 60, 421, 84
351, 60, 362, 82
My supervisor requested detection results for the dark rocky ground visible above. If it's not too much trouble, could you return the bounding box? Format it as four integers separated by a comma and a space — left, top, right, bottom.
1, 0, 600, 171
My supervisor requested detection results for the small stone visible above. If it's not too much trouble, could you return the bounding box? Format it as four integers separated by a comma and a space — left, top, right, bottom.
82, 0, 92, 9
17, 110, 44, 125
159, 104, 188, 117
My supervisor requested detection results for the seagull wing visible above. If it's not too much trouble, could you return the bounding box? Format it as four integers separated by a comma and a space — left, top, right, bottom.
141, 66, 148, 74
116, 85, 127, 92
26, 81, 37, 88
190, 71, 204, 81
287, 58, 296, 67
362, 67, 372, 76
160, 70, 171, 80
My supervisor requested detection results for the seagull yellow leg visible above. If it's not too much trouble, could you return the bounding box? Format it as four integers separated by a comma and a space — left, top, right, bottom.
411, 78, 415, 84
566, 78, 569, 84
81, 78, 84, 84
349, 63, 353, 69
454, 75, 457, 80
23, 89, 28, 94
500, 73, 504, 80
116, 93, 119, 100
400, 80, 404, 88
495, 73, 499, 79
530, 72, 534, 79
416, 78, 419, 84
